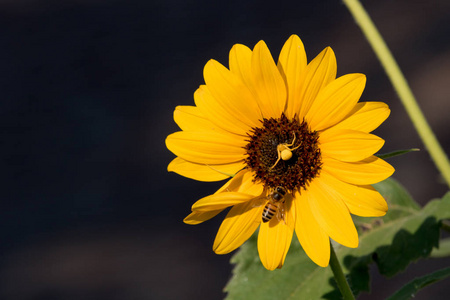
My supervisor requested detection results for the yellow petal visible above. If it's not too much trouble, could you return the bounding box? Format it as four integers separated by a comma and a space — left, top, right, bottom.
192, 192, 256, 212
319, 129, 385, 162
216, 169, 264, 195
184, 209, 223, 225
203, 59, 262, 128
229, 44, 253, 86
165, 131, 246, 165
320, 170, 388, 217
277, 35, 307, 119
250, 40, 287, 117
257, 194, 295, 270
194, 85, 249, 136
306, 177, 359, 248
173, 105, 215, 132
293, 191, 330, 267
330, 101, 391, 133
213, 199, 263, 254
168, 157, 245, 182
297, 47, 337, 119
187, 169, 262, 212
322, 156, 395, 185
306, 73, 366, 131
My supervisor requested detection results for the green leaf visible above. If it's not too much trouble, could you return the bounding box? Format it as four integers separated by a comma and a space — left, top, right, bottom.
373, 178, 421, 220
353, 178, 420, 231
386, 267, 450, 300
376, 148, 420, 160
430, 237, 450, 258
224, 179, 450, 300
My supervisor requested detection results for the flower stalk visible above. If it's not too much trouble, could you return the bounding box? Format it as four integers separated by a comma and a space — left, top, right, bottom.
329, 242, 355, 300
342, 0, 450, 189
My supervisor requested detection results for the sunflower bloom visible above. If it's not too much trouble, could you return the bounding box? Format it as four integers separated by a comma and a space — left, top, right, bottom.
166, 35, 394, 270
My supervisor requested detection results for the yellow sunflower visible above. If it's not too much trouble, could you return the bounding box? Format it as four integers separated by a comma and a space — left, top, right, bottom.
165, 35, 394, 270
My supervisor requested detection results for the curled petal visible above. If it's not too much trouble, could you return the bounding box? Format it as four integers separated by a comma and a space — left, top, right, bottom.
168, 157, 245, 182
213, 199, 263, 254
191, 170, 264, 212
184, 209, 223, 225
215, 169, 264, 195
192, 192, 256, 212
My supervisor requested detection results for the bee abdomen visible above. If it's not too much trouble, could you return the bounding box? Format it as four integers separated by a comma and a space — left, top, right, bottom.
262, 204, 277, 223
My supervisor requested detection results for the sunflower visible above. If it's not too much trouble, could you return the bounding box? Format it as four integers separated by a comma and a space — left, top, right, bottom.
165, 35, 394, 270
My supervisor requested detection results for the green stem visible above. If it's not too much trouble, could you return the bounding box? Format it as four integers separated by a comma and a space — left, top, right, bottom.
441, 220, 450, 233
342, 0, 450, 189
329, 242, 355, 300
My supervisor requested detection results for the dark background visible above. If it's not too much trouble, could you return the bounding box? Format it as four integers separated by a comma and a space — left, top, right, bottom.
2, 0, 450, 299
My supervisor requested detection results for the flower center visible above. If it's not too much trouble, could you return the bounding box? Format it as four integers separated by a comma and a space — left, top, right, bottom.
244, 113, 322, 192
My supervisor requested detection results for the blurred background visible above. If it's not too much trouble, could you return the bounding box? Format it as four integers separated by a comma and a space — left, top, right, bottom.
1, 0, 450, 299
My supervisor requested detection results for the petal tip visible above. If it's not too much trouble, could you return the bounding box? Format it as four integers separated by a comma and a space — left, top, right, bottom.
255, 39, 268, 49
323, 46, 335, 56
347, 236, 359, 248
286, 34, 301, 45
316, 259, 330, 268
213, 241, 230, 255
183, 217, 194, 225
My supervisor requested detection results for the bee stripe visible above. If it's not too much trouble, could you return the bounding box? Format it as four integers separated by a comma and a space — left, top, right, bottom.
266, 207, 276, 213
262, 205, 277, 223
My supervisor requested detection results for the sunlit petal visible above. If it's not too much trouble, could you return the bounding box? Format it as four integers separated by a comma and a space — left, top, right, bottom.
294, 191, 330, 267
306, 73, 366, 131
322, 156, 395, 185
319, 129, 385, 162
194, 85, 250, 136
320, 170, 388, 217
165, 131, 246, 165
277, 35, 307, 119
229, 44, 253, 86
204, 60, 262, 128
297, 47, 337, 119
330, 101, 391, 133
306, 176, 359, 248
250, 41, 287, 117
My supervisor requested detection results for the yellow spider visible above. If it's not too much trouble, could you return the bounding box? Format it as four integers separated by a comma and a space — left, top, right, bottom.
269, 133, 302, 170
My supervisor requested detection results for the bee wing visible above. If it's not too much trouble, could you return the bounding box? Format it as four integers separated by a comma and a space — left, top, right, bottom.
275, 202, 287, 225
252, 195, 269, 208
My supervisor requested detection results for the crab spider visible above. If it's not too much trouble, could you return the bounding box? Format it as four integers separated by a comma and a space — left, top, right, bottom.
269, 132, 302, 170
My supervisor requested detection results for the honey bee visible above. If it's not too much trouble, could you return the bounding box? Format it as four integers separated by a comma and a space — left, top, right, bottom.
262, 186, 287, 223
